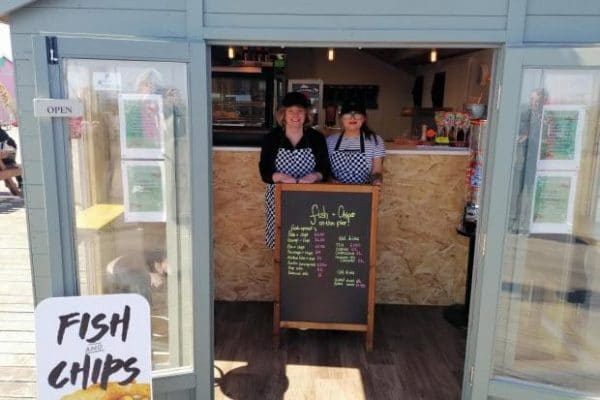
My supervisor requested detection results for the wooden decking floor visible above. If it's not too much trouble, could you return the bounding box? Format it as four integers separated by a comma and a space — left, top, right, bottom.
214, 301, 466, 400
0, 191, 35, 400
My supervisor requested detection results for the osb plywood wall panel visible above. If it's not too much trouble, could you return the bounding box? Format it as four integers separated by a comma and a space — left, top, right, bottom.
213, 151, 274, 301
377, 154, 469, 305
213, 150, 469, 305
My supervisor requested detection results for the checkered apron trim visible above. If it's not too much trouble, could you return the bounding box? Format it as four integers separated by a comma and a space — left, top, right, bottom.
329, 133, 371, 184
265, 146, 317, 248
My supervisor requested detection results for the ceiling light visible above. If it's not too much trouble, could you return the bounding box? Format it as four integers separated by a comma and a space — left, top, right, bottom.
328, 48, 335, 62
227, 46, 235, 59
430, 49, 437, 63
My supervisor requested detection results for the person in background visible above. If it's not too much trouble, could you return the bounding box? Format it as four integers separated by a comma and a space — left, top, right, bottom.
105, 248, 169, 306
327, 99, 385, 185
0, 126, 22, 193
509, 88, 548, 233
259, 91, 331, 248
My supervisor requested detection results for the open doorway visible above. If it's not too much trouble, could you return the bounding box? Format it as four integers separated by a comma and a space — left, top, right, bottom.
211, 45, 495, 399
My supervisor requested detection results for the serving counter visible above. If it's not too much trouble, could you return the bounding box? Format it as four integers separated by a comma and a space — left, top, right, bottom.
213, 146, 470, 305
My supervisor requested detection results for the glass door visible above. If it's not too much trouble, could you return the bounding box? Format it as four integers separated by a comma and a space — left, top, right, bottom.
466, 48, 600, 399
36, 36, 211, 397
63, 58, 193, 371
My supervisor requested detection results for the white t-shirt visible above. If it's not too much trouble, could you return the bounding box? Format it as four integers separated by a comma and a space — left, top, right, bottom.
326, 133, 386, 160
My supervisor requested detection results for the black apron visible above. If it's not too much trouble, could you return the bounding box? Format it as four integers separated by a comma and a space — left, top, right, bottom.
329, 133, 371, 184
265, 144, 316, 248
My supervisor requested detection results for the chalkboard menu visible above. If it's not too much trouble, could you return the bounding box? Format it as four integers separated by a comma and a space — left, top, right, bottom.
274, 184, 379, 350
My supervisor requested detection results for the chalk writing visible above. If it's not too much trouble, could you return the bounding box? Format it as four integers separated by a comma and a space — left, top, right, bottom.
308, 204, 358, 227
279, 189, 374, 324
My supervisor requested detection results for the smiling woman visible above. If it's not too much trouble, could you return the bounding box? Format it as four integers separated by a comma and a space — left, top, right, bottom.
259, 91, 332, 248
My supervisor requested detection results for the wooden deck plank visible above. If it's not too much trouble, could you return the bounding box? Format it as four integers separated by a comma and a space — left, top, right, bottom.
0, 282, 35, 296
0, 382, 36, 398
0, 296, 34, 305
0, 331, 35, 342
0, 366, 36, 382
0, 272, 34, 282
0, 353, 36, 367
0, 190, 35, 400
0, 342, 35, 354
0, 303, 34, 313
0, 312, 34, 322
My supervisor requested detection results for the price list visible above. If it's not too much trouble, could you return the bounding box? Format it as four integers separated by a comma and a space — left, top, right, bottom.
286, 225, 316, 277
334, 236, 366, 289
284, 204, 367, 289
540, 110, 579, 161
279, 189, 373, 324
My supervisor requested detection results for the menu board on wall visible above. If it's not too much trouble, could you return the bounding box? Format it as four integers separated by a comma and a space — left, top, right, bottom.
530, 173, 577, 234
121, 160, 166, 222
118, 93, 165, 159
530, 105, 585, 234
537, 105, 585, 170
274, 184, 379, 350
533, 175, 571, 223
540, 110, 578, 160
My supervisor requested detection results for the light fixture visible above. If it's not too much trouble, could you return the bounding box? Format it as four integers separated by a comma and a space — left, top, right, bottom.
328, 48, 335, 62
430, 48, 437, 63
227, 46, 235, 59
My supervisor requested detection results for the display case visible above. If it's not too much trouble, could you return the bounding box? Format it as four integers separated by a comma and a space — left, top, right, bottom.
212, 66, 276, 146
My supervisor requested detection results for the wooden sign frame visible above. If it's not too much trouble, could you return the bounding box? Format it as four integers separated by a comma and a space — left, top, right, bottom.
273, 183, 380, 351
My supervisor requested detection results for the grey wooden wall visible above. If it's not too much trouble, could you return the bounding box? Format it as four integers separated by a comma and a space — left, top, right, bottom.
203, 0, 509, 43
524, 1, 600, 43
154, 390, 194, 400
204, 0, 508, 39
3, 0, 600, 399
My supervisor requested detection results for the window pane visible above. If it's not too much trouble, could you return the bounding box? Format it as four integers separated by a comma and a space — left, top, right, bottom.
493, 68, 600, 394
64, 59, 193, 371
212, 76, 267, 127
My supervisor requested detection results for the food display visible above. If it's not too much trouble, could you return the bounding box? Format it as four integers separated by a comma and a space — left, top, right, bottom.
61, 382, 151, 400
434, 111, 472, 146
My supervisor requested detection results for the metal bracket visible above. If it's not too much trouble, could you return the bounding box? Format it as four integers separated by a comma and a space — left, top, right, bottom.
46, 36, 58, 65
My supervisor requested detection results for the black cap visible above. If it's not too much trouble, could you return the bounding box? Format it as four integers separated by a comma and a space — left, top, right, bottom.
281, 91, 310, 108
340, 99, 366, 115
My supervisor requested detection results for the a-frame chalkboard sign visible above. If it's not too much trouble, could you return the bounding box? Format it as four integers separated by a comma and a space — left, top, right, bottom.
274, 183, 379, 351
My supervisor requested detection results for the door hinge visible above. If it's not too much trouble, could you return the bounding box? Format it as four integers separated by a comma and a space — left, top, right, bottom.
495, 84, 502, 110
46, 36, 58, 65
480, 233, 486, 257
469, 366, 475, 386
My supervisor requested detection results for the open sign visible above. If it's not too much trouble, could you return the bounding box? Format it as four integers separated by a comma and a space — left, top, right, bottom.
33, 98, 83, 117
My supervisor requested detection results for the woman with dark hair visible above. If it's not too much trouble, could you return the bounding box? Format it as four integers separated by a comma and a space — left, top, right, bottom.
259, 91, 331, 248
326, 99, 385, 185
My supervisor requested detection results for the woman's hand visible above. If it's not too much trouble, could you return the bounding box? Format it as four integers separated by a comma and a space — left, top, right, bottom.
298, 172, 322, 184
370, 173, 383, 186
371, 158, 384, 186
273, 172, 297, 183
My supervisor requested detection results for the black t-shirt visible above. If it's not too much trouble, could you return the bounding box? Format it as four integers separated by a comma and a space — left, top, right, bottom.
259, 127, 331, 184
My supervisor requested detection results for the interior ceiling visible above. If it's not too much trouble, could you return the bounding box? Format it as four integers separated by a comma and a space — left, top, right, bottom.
361, 48, 478, 74
211, 46, 480, 74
